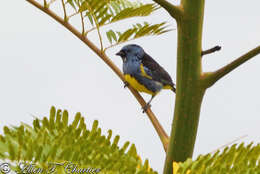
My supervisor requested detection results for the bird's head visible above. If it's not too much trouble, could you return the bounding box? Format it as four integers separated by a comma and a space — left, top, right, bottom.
116, 44, 145, 62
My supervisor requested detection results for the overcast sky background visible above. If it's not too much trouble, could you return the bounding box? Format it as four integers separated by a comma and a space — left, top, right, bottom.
1, 0, 260, 173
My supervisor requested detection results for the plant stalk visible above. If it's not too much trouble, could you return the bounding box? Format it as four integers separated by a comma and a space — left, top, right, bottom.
163, 0, 206, 173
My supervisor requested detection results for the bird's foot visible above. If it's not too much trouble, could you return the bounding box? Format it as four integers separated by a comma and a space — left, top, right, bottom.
124, 81, 129, 88
142, 103, 151, 113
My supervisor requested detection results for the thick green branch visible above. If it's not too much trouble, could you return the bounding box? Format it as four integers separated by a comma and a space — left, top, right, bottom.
163, 0, 206, 173
26, 0, 169, 152
152, 0, 182, 21
204, 45, 260, 87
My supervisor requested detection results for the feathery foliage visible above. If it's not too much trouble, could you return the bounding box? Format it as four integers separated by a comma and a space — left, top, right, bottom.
77, 0, 159, 26
1, 108, 260, 174
106, 22, 171, 46
61, 0, 171, 49
0, 107, 157, 174
172, 143, 260, 174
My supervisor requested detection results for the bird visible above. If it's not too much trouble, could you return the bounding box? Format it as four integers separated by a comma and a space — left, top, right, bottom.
116, 44, 176, 112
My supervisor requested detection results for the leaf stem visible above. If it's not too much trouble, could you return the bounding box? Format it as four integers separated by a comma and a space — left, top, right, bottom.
47, 0, 56, 7
204, 45, 260, 87
26, 0, 169, 152
80, 12, 85, 35
83, 2, 104, 51
68, 12, 79, 19
152, 0, 182, 21
61, 0, 67, 21
93, 17, 104, 51
44, 0, 47, 8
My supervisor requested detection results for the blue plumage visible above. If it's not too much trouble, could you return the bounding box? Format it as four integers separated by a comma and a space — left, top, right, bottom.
122, 54, 163, 94
116, 44, 175, 112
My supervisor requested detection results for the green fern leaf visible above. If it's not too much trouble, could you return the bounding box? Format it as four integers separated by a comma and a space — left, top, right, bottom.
106, 30, 113, 44
0, 107, 158, 173
111, 4, 157, 23
109, 30, 118, 42
85, 11, 94, 26
66, 0, 76, 10
105, 22, 171, 46
118, 28, 136, 42
62, 110, 68, 127
99, 14, 112, 26
173, 143, 260, 174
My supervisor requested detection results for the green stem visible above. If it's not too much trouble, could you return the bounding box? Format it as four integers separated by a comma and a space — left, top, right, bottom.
204, 45, 260, 87
163, 0, 206, 173
152, 0, 182, 20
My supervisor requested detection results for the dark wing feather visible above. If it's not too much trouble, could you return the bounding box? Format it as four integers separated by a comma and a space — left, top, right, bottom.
141, 52, 175, 91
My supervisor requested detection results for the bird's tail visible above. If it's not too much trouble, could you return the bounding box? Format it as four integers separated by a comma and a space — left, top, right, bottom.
170, 83, 176, 93
163, 84, 176, 93
171, 86, 176, 93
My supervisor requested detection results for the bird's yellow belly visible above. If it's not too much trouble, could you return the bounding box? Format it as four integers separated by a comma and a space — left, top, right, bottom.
124, 74, 154, 95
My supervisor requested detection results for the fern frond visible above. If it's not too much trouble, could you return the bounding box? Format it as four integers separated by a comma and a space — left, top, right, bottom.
105, 22, 173, 49
66, 0, 159, 29
0, 107, 158, 174
111, 4, 158, 23
173, 143, 260, 174
78, 0, 158, 27
62, 0, 173, 49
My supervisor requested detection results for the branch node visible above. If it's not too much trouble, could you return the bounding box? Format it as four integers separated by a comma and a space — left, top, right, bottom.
201, 45, 221, 56
152, 0, 182, 20
204, 45, 260, 87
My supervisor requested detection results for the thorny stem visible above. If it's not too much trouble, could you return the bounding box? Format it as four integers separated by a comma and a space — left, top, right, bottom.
26, 0, 169, 152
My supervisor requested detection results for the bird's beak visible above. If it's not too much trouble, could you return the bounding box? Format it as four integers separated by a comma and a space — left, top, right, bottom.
115, 50, 125, 57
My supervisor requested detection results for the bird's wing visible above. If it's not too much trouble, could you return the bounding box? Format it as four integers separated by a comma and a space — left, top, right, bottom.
141, 52, 175, 88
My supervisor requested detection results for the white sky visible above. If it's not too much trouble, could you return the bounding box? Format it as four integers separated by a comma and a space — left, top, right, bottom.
1, 0, 260, 173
